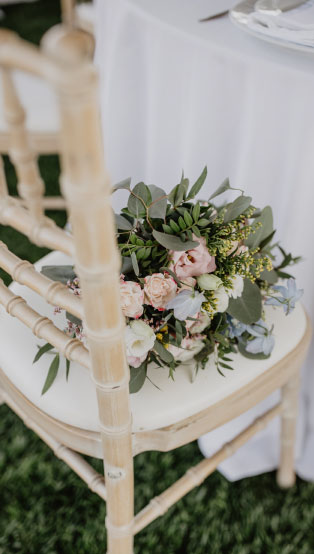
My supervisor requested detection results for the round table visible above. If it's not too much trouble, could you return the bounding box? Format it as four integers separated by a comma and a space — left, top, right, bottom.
94, 0, 314, 482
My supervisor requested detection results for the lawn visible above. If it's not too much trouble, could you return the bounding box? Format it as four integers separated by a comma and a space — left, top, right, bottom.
0, 2, 314, 553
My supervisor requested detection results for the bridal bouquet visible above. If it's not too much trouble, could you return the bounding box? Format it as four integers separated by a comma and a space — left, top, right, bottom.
36, 167, 302, 394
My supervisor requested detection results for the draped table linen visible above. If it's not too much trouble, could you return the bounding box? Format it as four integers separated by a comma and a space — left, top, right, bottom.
94, 0, 314, 481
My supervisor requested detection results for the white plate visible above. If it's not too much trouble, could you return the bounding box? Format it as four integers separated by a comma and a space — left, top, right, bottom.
229, 0, 314, 54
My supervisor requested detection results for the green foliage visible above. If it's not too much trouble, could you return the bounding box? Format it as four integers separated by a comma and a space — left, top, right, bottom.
129, 362, 147, 393
41, 265, 76, 285
186, 166, 207, 200
33, 343, 54, 364
152, 230, 199, 251
41, 353, 60, 395
224, 195, 252, 223
246, 206, 273, 249
238, 340, 270, 360
228, 279, 262, 324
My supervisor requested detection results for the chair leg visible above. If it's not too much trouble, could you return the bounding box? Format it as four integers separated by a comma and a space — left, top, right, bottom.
104, 438, 134, 554
276, 374, 299, 488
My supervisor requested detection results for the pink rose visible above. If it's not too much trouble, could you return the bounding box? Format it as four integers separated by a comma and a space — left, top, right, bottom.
144, 273, 177, 310
126, 354, 146, 368
180, 277, 196, 291
170, 235, 216, 280
120, 280, 144, 318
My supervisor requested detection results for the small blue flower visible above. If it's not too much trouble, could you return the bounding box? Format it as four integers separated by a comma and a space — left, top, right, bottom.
166, 289, 205, 321
245, 320, 275, 356
227, 316, 248, 339
265, 278, 303, 315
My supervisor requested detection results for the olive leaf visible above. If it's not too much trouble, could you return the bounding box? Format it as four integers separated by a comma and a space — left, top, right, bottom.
41, 353, 60, 395
131, 251, 139, 276
129, 362, 147, 393
154, 339, 174, 364
209, 177, 230, 200
227, 279, 262, 324
187, 166, 207, 200
152, 230, 199, 251
33, 343, 54, 364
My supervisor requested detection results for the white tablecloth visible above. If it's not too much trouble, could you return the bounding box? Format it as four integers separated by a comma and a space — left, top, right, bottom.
95, 0, 314, 481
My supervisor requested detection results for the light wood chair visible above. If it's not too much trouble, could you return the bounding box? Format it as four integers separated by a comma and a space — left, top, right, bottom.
0, 25, 311, 554
0, 0, 94, 211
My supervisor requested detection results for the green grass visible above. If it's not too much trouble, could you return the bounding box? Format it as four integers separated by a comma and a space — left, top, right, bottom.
1, 2, 314, 553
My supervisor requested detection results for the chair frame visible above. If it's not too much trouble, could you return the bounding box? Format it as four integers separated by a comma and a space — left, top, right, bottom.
0, 25, 311, 554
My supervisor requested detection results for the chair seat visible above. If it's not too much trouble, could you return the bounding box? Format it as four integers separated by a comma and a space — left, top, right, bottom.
0, 250, 307, 434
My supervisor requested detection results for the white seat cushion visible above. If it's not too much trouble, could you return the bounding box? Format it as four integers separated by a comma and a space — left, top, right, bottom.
0, 251, 307, 433
0, 71, 59, 134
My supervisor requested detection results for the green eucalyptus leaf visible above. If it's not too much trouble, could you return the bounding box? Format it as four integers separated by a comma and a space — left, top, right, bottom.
121, 257, 133, 274
148, 185, 167, 219
260, 269, 278, 285
112, 177, 131, 192
66, 311, 82, 327
187, 166, 207, 200
192, 203, 200, 222
245, 206, 273, 249
128, 182, 151, 217
227, 279, 262, 324
66, 358, 70, 381
41, 353, 60, 395
152, 230, 199, 251
238, 340, 270, 360
259, 229, 276, 250
209, 177, 230, 200
115, 214, 133, 230
224, 196, 252, 223
131, 251, 139, 276
154, 340, 174, 364
41, 265, 76, 285
33, 342, 54, 364
129, 362, 147, 393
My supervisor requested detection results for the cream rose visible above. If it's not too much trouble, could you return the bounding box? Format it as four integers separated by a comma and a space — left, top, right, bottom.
186, 312, 211, 334
144, 273, 177, 310
120, 280, 144, 318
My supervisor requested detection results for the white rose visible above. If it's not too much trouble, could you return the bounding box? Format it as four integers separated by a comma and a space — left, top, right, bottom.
228, 275, 244, 299
168, 336, 204, 364
125, 320, 155, 360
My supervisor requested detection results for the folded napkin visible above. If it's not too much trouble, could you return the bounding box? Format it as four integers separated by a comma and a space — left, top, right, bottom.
247, 0, 314, 48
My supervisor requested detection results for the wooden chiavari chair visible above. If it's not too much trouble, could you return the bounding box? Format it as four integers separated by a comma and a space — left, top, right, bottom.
0, 24, 311, 554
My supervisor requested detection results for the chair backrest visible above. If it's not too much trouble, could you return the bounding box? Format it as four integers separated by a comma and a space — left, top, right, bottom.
0, 26, 131, 444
